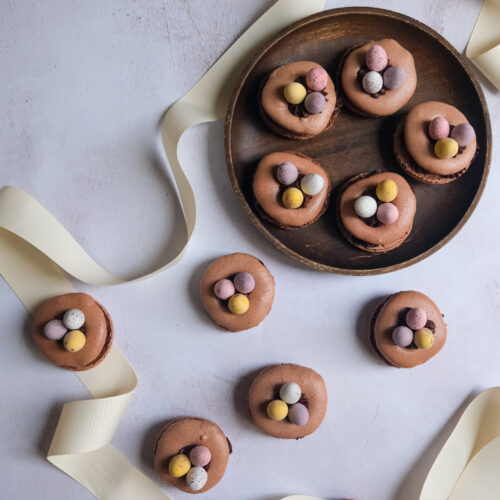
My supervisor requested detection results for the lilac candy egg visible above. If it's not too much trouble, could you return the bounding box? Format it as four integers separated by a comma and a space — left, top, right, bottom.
377, 203, 399, 224
383, 66, 405, 90
392, 326, 414, 347
288, 403, 309, 426
189, 445, 211, 467
305, 66, 328, 91
304, 92, 326, 114
451, 123, 475, 147
276, 162, 299, 186
213, 279, 235, 300
428, 116, 450, 141
406, 308, 428, 330
43, 319, 67, 341
233, 272, 255, 294
366, 45, 388, 72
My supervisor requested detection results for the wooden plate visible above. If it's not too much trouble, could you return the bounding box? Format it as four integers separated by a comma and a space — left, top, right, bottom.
225, 7, 491, 275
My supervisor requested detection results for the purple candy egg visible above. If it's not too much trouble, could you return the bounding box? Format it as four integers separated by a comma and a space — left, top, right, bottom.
406, 308, 428, 330
233, 272, 255, 294
366, 44, 388, 72
189, 445, 211, 467
213, 279, 235, 300
305, 66, 328, 91
451, 123, 474, 147
43, 319, 67, 341
276, 162, 299, 186
377, 203, 399, 224
288, 403, 309, 426
383, 66, 405, 90
428, 116, 450, 141
304, 92, 326, 114
392, 326, 414, 347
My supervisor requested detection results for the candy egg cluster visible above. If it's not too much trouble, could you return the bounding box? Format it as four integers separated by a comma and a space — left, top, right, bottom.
428, 116, 475, 159
360, 45, 405, 96
354, 179, 399, 225
392, 307, 434, 349
168, 445, 211, 491
43, 309, 87, 352
213, 272, 255, 315
276, 161, 325, 209
283, 67, 329, 115
266, 382, 309, 426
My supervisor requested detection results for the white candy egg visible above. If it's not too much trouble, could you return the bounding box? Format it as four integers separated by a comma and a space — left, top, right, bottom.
63, 309, 85, 330
362, 71, 383, 94
300, 174, 324, 196
186, 466, 208, 491
279, 382, 301, 404
354, 195, 377, 218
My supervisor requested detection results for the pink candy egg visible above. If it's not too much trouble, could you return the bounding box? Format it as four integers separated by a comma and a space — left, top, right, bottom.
451, 123, 475, 147
214, 279, 235, 300
276, 162, 299, 185
305, 67, 328, 91
383, 66, 405, 90
406, 308, 428, 330
366, 45, 388, 72
288, 403, 309, 426
43, 319, 67, 341
376, 203, 399, 224
233, 272, 255, 294
428, 116, 450, 141
189, 445, 211, 467
392, 326, 414, 347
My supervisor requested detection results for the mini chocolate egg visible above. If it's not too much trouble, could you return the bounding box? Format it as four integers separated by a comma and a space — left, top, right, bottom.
366, 44, 388, 72
234, 272, 255, 294
279, 382, 301, 404
392, 326, 413, 347
63, 308, 85, 330
300, 173, 324, 196
362, 70, 383, 94
428, 116, 450, 141
406, 308, 427, 330
277, 161, 299, 185
354, 195, 377, 219
228, 294, 249, 315
284, 82, 307, 104
189, 445, 211, 468
186, 466, 208, 492
266, 399, 288, 421
282, 187, 304, 209
306, 66, 328, 91
434, 138, 459, 159
63, 330, 86, 353
383, 66, 405, 90
451, 123, 475, 147
376, 179, 398, 203
377, 203, 399, 225
288, 403, 309, 426
304, 92, 326, 114
414, 328, 434, 349
168, 454, 191, 478
43, 319, 67, 341
214, 279, 235, 300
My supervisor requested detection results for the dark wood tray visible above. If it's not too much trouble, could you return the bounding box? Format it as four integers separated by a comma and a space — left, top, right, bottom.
225, 7, 491, 275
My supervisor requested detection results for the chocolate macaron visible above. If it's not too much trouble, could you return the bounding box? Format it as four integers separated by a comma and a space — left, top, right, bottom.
248, 363, 327, 439
339, 39, 417, 117
394, 101, 477, 184
154, 417, 231, 494
33, 293, 113, 371
337, 171, 416, 253
260, 61, 339, 139
253, 151, 331, 229
370, 291, 446, 368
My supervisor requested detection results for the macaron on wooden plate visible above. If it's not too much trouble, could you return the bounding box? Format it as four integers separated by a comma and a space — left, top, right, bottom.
225, 7, 491, 275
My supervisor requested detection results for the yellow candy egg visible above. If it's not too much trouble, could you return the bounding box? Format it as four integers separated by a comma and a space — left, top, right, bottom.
414, 328, 434, 349
63, 330, 86, 352
284, 82, 307, 104
266, 399, 288, 421
228, 293, 250, 315
168, 454, 191, 478
434, 137, 459, 159
282, 187, 304, 209
376, 179, 398, 202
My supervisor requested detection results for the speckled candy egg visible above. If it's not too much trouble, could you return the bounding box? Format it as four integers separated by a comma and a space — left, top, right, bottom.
304, 92, 326, 114
354, 195, 377, 219
366, 45, 388, 72
406, 308, 427, 330
228, 294, 250, 315
392, 326, 414, 347
451, 123, 475, 147
414, 328, 434, 349
383, 66, 405, 90
43, 319, 67, 341
214, 279, 235, 300
377, 203, 399, 225
288, 403, 309, 426
376, 179, 398, 203
362, 71, 383, 94
186, 466, 208, 491
189, 445, 211, 467
428, 116, 450, 141
267, 399, 288, 421
306, 66, 328, 91
279, 382, 301, 404
233, 272, 255, 294
63, 308, 85, 330
434, 137, 459, 159
300, 173, 324, 196
276, 162, 299, 185
282, 187, 304, 209
63, 330, 86, 353
284, 82, 307, 104
168, 454, 191, 478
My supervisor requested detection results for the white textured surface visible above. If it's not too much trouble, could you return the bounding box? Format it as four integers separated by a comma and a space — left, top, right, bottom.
0, 1, 499, 499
